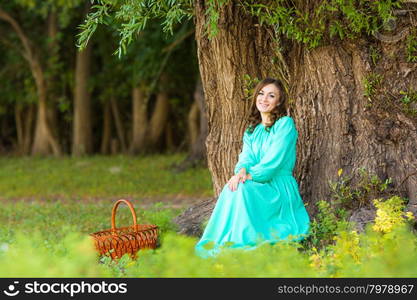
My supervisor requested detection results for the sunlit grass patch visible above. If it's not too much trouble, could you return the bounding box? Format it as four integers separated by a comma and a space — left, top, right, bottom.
0, 154, 213, 200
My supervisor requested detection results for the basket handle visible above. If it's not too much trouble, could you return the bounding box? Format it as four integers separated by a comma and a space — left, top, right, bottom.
111, 199, 138, 231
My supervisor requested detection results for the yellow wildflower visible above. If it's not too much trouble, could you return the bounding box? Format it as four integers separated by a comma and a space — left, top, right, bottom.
405, 211, 415, 221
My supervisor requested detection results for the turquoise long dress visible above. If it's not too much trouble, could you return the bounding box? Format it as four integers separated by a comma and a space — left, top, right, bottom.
195, 116, 310, 258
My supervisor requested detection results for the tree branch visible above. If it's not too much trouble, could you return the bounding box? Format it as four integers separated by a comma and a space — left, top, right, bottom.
162, 28, 195, 53
0, 8, 34, 62
0, 8, 46, 101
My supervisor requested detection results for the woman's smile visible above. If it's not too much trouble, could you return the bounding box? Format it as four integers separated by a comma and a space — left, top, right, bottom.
260, 103, 271, 109
256, 83, 280, 114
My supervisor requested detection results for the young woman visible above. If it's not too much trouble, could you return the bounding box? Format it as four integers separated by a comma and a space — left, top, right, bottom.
195, 77, 310, 258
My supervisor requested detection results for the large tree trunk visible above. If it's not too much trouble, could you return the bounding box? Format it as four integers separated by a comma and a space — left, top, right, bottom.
174, 2, 281, 234
174, 1, 417, 235
290, 40, 417, 215
72, 39, 93, 155
129, 86, 148, 154
194, 2, 280, 195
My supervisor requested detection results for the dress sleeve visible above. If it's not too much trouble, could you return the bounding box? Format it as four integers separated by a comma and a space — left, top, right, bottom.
248, 117, 297, 183
233, 130, 256, 175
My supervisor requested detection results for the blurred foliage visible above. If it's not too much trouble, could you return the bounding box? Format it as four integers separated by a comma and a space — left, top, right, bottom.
77, 0, 194, 57
307, 200, 350, 249
304, 167, 413, 252
242, 0, 403, 49
328, 167, 394, 210
1, 0, 198, 155
303, 193, 416, 277
0, 194, 415, 277
372, 196, 415, 233
0, 158, 415, 277
242, 74, 261, 101
78, 0, 405, 55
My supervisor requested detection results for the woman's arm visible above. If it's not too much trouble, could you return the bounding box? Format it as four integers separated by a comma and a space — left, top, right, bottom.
247, 117, 297, 183
233, 130, 256, 175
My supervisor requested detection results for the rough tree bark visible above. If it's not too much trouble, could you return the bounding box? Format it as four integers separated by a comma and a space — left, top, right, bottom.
290, 39, 417, 213
174, 1, 417, 236
194, 2, 282, 195
174, 1, 282, 235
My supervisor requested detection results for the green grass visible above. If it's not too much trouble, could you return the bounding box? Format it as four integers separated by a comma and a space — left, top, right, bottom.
0, 201, 318, 277
0, 200, 184, 276
1, 155, 416, 278
0, 201, 181, 245
0, 154, 213, 200
0, 202, 416, 277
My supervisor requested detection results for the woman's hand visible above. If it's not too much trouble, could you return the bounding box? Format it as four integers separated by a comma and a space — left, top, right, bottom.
227, 171, 248, 192
228, 174, 242, 192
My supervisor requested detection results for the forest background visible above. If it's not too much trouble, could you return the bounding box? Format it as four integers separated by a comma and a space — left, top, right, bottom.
0, 0, 417, 277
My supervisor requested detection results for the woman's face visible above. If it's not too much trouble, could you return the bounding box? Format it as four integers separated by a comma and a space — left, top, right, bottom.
256, 83, 280, 113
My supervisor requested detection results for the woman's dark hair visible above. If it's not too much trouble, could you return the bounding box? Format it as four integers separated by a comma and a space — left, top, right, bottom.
246, 77, 287, 133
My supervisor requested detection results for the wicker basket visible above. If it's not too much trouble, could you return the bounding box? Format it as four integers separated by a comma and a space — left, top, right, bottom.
90, 199, 159, 260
